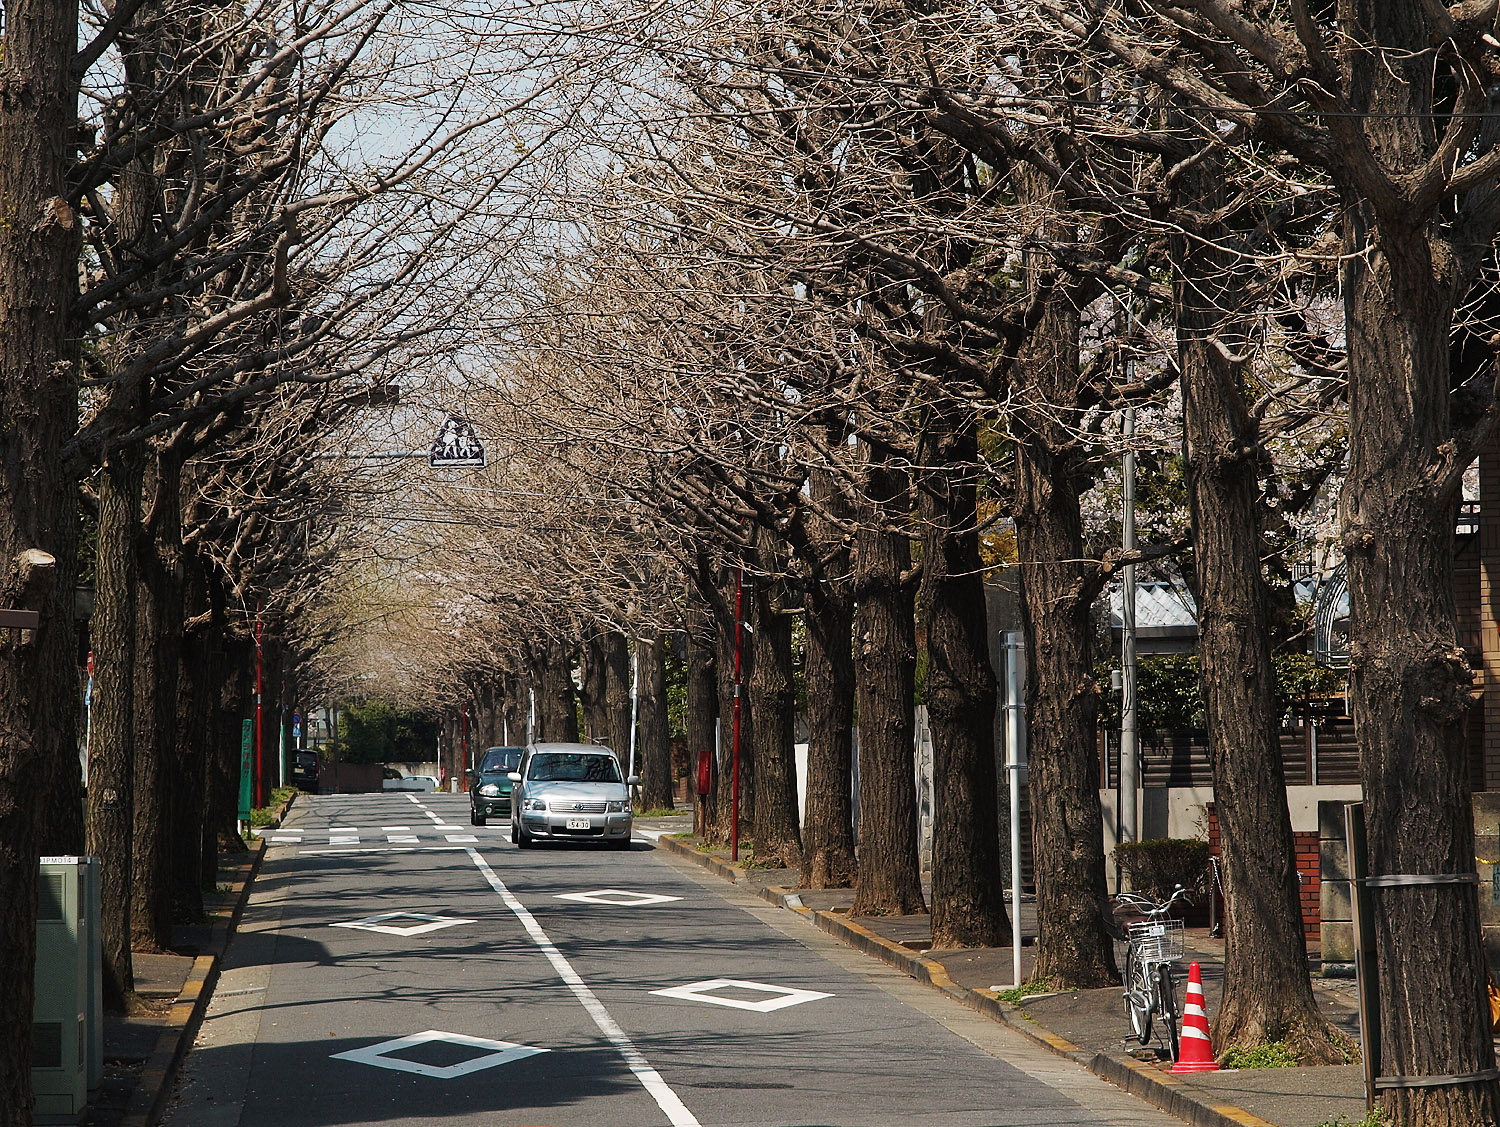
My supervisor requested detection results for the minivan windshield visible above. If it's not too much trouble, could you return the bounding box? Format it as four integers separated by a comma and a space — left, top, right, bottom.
480, 748, 523, 774
528, 753, 622, 784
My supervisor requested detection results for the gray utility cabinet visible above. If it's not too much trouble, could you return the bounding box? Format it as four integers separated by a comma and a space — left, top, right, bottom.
34, 856, 102, 1124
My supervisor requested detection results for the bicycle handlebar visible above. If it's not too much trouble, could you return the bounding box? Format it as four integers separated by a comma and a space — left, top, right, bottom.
1113, 884, 1194, 917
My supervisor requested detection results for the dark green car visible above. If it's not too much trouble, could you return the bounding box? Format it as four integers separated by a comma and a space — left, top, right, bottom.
469, 746, 523, 825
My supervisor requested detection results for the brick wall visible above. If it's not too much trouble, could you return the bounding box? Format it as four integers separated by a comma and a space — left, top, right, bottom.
1207, 806, 1321, 945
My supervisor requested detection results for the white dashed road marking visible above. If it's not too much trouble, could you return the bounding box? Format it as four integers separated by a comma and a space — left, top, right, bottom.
466, 848, 701, 1127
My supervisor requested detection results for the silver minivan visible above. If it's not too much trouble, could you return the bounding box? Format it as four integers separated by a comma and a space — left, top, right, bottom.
509, 742, 636, 849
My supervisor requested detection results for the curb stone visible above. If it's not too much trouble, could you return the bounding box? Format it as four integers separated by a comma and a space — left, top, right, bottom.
119, 836, 266, 1127
653, 833, 1278, 1127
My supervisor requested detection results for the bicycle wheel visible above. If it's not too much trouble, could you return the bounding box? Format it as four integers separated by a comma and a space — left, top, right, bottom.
1125, 949, 1154, 1045
1157, 963, 1179, 1062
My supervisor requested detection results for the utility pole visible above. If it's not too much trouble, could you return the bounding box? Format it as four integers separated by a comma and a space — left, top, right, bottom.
1121, 406, 1139, 854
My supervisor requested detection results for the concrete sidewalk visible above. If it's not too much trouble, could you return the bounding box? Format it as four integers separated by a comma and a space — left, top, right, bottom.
88, 826, 270, 1126
648, 824, 1371, 1127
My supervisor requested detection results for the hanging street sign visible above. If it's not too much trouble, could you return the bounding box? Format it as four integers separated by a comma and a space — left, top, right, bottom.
429, 416, 485, 468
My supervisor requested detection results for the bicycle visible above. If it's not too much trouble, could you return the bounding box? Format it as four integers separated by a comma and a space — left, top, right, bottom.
1111, 885, 1191, 1061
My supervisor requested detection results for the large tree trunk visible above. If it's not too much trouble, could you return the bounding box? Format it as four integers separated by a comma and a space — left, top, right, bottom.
1342, 215, 1500, 1124
851, 450, 925, 916
1173, 155, 1340, 1061
1014, 275, 1116, 988
637, 633, 674, 810
685, 580, 719, 838
206, 643, 249, 861
172, 547, 215, 924
749, 537, 802, 870
919, 404, 1007, 948
499, 672, 525, 745
713, 562, 753, 848
579, 631, 612, 745
132, 449, 185, 952
602, 631, 632, 756
800, 463, 856, 889
0, 0, 79, 1095
531, 639, 579, 742
88, 443, 144, 1008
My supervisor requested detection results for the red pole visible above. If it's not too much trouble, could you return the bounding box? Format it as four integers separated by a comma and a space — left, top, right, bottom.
254, 610, 264, 807
731, 557, 744, 862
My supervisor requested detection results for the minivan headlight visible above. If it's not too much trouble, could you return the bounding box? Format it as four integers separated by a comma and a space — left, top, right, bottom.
523, 798, 547, 812
479, 783, 499, 797
606, 800, 627, 813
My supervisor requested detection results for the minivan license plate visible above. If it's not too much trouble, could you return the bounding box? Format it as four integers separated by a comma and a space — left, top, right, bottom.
566, 818, 591, 830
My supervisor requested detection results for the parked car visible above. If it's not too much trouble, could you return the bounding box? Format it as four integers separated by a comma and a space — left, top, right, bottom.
509, 742, 636, 849
290, 751, 320, 792
382, 772, 438, 792
469, 746, 523, 825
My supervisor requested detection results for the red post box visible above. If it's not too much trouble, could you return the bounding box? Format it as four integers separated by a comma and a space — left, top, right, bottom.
696, 749, 712, 797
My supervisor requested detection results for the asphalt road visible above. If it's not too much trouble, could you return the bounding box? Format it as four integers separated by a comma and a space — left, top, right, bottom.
165, 792, 1183, 1127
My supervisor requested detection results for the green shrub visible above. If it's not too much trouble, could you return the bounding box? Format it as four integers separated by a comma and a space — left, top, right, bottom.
1219, 1040, 1299, 1069
1114, 837, 1211, 901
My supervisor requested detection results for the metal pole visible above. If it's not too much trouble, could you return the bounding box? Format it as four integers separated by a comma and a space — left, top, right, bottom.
254, 610, 264, 807
277, 680, 286, 789
84, 652, 94, 787
1121, 407, 1139, 849
1005, 631, 1027, 987
731, 559, 745, 863
1345, 802, 1378, 1112
628, 648, 639, 784
528, 688, 536, 744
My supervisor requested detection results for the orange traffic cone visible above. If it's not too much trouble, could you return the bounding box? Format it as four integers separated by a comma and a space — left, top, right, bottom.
1171, 961, 1219, 1072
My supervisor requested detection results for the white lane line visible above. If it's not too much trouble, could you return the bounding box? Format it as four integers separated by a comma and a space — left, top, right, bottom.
298, 846, 472, 856
465, 849, 700, 1127
387, 835, 419, 844
407, 795, 446, 824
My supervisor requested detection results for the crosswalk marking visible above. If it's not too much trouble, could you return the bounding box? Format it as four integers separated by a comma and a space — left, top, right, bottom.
387, 835, 419, 844
445, 834, 478, 843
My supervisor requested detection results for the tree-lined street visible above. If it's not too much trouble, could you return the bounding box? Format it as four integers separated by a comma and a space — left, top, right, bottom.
168, 796, 1182, 1127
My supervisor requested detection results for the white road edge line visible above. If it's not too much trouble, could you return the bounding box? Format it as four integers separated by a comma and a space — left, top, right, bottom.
464, 848, 701, 1127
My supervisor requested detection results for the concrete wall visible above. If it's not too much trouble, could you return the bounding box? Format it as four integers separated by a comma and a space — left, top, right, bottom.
1322, 792, 1500, 968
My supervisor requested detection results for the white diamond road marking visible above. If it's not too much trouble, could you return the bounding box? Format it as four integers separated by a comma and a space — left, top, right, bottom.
331, 1029, 545, 1079
649, 978, 833, 1013
445, 834, 478, 843
555, 889, 683, 907
331, 912, 475, 936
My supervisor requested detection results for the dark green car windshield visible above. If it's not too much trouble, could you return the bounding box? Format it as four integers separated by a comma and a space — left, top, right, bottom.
480, 748, 522, 775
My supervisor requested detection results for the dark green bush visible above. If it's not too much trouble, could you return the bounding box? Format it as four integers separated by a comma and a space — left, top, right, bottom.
1115, 837, 1211, 901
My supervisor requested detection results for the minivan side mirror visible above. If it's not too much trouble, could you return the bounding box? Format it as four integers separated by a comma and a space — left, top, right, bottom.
627, 775, 640, 786
507, 771, 522, 783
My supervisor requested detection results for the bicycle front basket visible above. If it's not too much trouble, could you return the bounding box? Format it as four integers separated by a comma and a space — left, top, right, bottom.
1127, 917, 1185, 961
